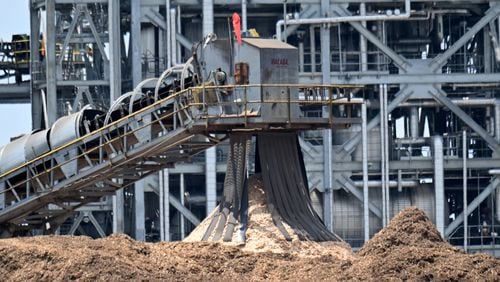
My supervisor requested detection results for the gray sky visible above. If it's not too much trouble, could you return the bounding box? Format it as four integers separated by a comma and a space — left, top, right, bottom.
0, 0, 31, 146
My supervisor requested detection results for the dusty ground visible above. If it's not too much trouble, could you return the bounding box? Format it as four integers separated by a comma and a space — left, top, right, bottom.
0, 176, 498, 281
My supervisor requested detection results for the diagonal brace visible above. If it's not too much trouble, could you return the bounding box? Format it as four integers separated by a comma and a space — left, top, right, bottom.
429, 88, 500, 153
431, 4, 500, 70
332, 6, 411, 71
445, 177, 500, 237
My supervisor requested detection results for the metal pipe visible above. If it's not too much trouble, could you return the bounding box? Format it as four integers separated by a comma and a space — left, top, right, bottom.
298, 40, 305, 72
433, 135, 445, 236
352, 180, 419, 188
276, 0, 411, 40
176, 6, 182, 63
161, 169, 170, 241
383, 84, 390, 223
462, 130, 468, 251
203, 0, 215, 36
309, 25, 316, 73
397, 170, 403, 192
379, 84, 386, 226
362, 103, 369, 242
166, 0, 171, 68
360, 2, 368, 72
180, 172, 185, 239
489, 169, 500, 175
170, 8, 177, 65
135, 180, 146, 241
242, 0, 248, 33
410, 107, 419, 139
398, 98, 500, 108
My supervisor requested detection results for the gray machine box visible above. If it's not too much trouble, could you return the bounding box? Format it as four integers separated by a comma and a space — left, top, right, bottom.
235, 38, 299, 120
203, 38, 299, 120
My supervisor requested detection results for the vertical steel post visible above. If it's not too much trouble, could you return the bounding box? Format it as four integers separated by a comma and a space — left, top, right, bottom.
359, 2, 368, 72
379, 84, 386, 226
160, 169, 170, 241
109, 0, 121, 102
309, 25, 316, 73
463, 130, 468, 251
45, 0, 57, 125
321, 0, 332, 231
135, 179, 146, 241
434, 135, 445, 236
180, 173, 185, 239
362, 103, 369, 242
206, 145, 217, 214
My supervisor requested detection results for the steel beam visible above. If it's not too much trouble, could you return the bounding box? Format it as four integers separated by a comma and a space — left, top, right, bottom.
169, 192, 201, 225
429, 88, 500, 153
300, 72, 500, 85
0, 84, 30, 104
431, 4, 500, 70
333, 6, 411, 71
338, 175, 382, 218
337, 86, 414, 156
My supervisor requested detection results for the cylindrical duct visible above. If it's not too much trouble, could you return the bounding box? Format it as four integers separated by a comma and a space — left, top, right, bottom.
410, 107, 419, 138
433, 135, 445, 236
203, 0, 214, 36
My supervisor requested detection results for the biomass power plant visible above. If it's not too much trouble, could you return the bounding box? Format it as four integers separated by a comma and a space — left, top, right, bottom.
0, 0, 499, 269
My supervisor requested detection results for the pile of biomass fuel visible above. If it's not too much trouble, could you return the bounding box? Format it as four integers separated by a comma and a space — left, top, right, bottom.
344, 207, 499, 281
185, 175, 351, 258
0, 201, 498, 281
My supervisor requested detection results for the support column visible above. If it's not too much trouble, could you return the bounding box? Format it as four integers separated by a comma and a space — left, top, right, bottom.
241, 0, 248, 33
165, 0, 171, 68
170, 8, 177, 65
484, 27, 492, 73
321, 0, 332, 231
131, 0, 142, 87
109, 0, 121, 102
433, 135, 445, 237
180, 173, 185, 239
205, 147, 217, 214
160, 169, 170, 241
309, 25, 316, 73
362, 103, 369, 242
462, 130, 468, 251
30, 5, 42, 129
359, 2, 368, 72
135, 180, 146, 241
379, 85, 387, 226
112, 189, 124, 233
410, 107, 419, 139
45, 0, 57, 125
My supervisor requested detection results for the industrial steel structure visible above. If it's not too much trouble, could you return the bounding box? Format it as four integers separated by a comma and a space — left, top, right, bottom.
0, 0, 498, 255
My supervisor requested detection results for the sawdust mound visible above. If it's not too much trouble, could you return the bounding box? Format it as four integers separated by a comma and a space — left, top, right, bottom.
345, 207, 500, 281
359, 206, 445, 256
0, 235, 351, 281
1, 198, 499, 280
185, 174, 352, 258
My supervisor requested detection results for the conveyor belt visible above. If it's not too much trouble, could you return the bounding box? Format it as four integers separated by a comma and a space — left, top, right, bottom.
202, 133, 252, 242
257, 133, 341, 242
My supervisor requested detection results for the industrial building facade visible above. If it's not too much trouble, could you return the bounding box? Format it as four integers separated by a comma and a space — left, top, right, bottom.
0, 0, 498, 255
